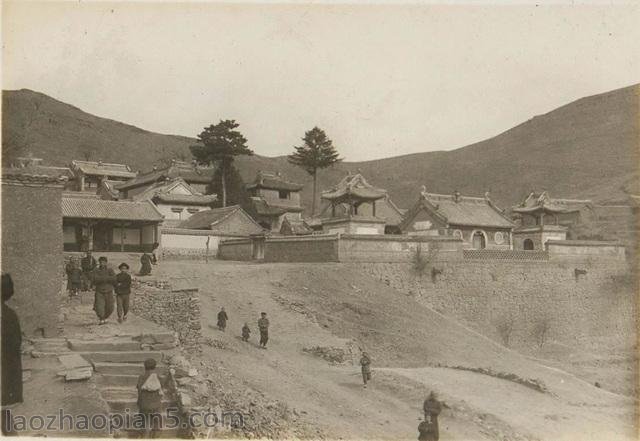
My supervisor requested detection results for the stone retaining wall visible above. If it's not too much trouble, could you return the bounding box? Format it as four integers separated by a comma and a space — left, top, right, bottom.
130, 281, 202, 352
358, 259, 636, 348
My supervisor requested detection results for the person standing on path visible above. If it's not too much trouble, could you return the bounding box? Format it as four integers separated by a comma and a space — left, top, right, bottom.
360, 351, 372, 387
115, 263, 132, 323
81, 250, 97, 291
139, 252, 153, 276
419, 391, 442, 441
241, 323, 251, 342
258, 312, 269, 349
137, 358, 163, 438
1, 274, 23, 435
65, 258, 83, 297
92, 256, 116, 325
217, 307, 228, 331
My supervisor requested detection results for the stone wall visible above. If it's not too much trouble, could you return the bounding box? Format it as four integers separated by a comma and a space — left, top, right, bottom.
130, 280, 202, 352
160, 228, 245, 259
264, 236, 340, 262
1, 176, 65, 337
358, 259, 635, 348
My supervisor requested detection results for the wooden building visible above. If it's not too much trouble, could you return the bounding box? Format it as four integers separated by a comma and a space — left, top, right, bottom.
115, 160, 214, 198
62, 194, 163, 252
70, 160, 137, 192
400, 189, 514, 249
179, 205, 264, 235
246, 171, 304, 231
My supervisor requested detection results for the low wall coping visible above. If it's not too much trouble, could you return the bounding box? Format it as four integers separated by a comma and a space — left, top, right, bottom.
547, 240, 622, 247
161, 227, 249, 238
340, 233, 462, 243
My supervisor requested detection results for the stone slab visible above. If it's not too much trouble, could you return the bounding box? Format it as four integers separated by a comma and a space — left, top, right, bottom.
68, 339, 141, 352
78, 351, 162, 364
59, 353, 92, 370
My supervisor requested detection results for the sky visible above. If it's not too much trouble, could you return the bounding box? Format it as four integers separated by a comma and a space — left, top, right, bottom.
2, 2, 639, 161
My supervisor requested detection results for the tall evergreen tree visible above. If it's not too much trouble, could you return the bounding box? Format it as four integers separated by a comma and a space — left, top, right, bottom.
190, 120, 253, 207
287, 127, 341, 215
207, 164, 258, 220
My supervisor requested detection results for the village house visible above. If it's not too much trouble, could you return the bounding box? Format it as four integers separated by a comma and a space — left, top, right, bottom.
178, 205, 264, 235
311, 173, 389, 235
511, 191, 595, 250
115, 160, 214, 198
399, 188, 514, 249
108, 177, 217, 227
246, 171, 304, 231
69, 159, 137, 192
62, 193, 163, 252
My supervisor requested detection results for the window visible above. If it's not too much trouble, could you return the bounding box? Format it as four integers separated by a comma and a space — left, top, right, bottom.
523, 239, 534, 250
472, 231, 486, 249
494, 231, 504, 244
278, 190, 290, 200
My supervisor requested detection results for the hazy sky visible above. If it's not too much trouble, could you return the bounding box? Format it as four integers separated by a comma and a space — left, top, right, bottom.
3, 2, 639, 161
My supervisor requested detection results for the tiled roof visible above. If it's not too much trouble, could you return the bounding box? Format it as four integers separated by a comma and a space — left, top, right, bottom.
99, 180, 122, 199
62, 197, 163, 221
318, 194, 404, 226
280, 218, 313, 235
401, 191, 514, 229
512, 191, 590, 214
131, 178, 217, 206
116, 162, 214, 190
178, 205, 263, 232
1, 167, 69, 185
71, 160, 136, 179
246, 171, 303, 192
154, 194, 218, 205
250, 197, 287, 216
321, 173, 386, 201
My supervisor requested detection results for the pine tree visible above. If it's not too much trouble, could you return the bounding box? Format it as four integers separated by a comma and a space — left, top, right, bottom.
190, 120, 253, 207
287, 127, 341, 215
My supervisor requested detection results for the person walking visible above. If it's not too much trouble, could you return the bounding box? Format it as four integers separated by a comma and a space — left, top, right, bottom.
139, 252, 153, 276
65, 258, 83, 297
81, 250, 97, 291
92, 256, 116, 325
419, 391, 442, 441
115, 263, 132, 323
137, 358, 164, 438
217, 307, 228, 331
360, 351, 372, 388
258, 312, 269, 349
241, 323, 251, 342
1, 274, 23, 435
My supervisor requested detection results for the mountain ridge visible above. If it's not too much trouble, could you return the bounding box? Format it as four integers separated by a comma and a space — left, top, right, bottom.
3, 84, 638, 211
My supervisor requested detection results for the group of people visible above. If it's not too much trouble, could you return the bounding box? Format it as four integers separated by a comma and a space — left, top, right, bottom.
216, 308, 270, 349
65, 249, 158, 299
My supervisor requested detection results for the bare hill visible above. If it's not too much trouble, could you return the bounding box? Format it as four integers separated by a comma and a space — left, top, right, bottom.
3, 84, 638, 209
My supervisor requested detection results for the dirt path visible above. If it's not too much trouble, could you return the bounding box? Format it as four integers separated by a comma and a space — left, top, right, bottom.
157, 260, 637, 440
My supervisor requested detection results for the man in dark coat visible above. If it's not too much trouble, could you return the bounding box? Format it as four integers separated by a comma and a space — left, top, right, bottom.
1, 274, 23, 435
258, 312, 269, 348
419, 391, 442, 441
241, 323, 251, 342
65, 258, 83, 297
217, 307, 228, 331
139, 252, 153, 276
115, 263, 132, 323
137, 358, 163, 438
360, 352, 372, 387
81, 250, 97, 291
92, 256, 116, 325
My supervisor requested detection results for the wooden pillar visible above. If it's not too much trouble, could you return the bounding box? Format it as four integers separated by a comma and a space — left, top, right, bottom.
79, 174, 85, 192
372, 200, 376, 217
120, 223, 125, 252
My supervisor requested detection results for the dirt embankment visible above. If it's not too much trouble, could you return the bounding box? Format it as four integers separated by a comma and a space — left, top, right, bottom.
157, 261, 638, 441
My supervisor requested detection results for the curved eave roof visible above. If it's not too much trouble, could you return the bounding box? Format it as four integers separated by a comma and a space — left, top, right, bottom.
321, 187, 386, 201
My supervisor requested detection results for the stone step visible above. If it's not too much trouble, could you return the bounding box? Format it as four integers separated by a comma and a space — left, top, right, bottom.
68, 339, 141, 352
94, 362, 145, 376
107, 397, 174, 413
78, 351, 162, 364
93, 362, 169, 376
98, 373, 170, 388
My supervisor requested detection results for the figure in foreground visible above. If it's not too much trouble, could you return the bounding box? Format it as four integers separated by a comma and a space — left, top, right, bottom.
258, 312, 269, 349
419, 391, 442, 441
92, 256, 116, 325
360, 351, 372, 387
137, 358, 163, 438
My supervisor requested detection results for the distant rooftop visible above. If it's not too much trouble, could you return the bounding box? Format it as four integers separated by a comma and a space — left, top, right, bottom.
246, 171, 303, 192
116, 160, 214, 190
322, 173, 386, 202
70, 160, 136, 179
512, 191, 591, 215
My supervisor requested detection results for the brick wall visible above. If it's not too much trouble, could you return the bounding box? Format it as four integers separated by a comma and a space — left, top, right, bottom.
130, 281, 202, 352
359, 259, 635, 348
1, 179, 64, 337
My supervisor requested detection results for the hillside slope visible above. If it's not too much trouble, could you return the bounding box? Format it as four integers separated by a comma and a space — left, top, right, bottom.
156, 261, 637, 441
3, 84, 638, 209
